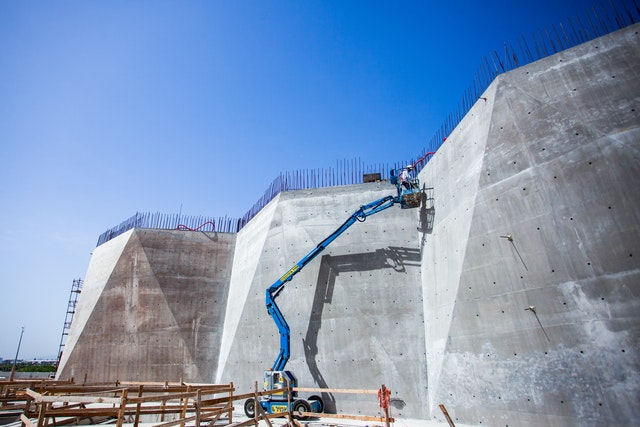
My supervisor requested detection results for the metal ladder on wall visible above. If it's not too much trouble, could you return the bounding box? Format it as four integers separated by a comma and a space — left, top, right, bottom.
56, 278, 83, 368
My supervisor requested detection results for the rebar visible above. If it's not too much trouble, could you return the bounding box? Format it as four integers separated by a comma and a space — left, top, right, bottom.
96, 1, 638, 247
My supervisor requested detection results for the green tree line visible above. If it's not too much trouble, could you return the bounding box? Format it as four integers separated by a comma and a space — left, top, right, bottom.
0, 362, 56, 372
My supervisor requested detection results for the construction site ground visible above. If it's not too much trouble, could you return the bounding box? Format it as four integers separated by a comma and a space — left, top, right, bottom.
230, 413, 479, 427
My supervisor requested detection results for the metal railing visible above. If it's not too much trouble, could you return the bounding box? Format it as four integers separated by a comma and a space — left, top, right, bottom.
96, 212, 240, 246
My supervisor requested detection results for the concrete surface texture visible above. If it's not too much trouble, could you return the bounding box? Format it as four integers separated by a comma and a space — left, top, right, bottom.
57, 24, 640, 426
419, 23, 640, 425
57, 229, 236, 382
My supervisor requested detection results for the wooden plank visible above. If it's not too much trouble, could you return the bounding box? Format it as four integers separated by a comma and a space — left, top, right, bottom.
115, 389, 128, 427
36, 402, 46, 427
25, 388, 122, 405
150, 408, 230, 427
253, 392, 274, 427
126, 391, 199, 404
299, 412, 394, 422
35, 394, 122, 405
179, 386, 189, 427
134, 384, 143, 427
226, 419, 257, 427
194, 389, 201, 427
439, 403, 456, 427
20, 413, 37, 427
294, 387, 378, 395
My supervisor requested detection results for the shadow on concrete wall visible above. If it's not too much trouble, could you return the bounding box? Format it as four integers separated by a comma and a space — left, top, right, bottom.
418, 187, 435, 233
419, 187, 435, 250
302, 247, 420, 413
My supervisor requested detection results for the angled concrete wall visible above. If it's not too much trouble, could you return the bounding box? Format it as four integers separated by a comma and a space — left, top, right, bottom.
58, 23, 639, 426
57, 229, 235, 382
419, 23, 640, 426
216, 183, 426, 417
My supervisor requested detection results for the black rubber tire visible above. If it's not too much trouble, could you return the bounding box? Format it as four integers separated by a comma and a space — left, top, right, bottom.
308, 395, 324, 413
292, 399, 311, 420
244, 398, 256, 418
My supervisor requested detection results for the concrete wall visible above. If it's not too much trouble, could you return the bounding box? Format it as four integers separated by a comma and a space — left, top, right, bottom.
216, 183, 426, 417
419, 23, 640, 426
57, 229, 236, 382
58, 23, 640, 426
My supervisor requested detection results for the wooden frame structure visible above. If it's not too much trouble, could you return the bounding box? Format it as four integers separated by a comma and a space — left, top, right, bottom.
0, 378, 392, 427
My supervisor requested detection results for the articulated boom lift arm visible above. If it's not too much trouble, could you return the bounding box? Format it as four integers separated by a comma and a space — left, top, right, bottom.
265, 195, 398, 371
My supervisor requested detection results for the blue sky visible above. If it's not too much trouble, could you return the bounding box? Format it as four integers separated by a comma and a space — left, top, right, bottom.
0, 0, 600, 360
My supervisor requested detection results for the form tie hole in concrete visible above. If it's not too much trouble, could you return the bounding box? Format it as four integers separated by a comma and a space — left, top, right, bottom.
589, 161, 592, 165
622, 349, 626, 352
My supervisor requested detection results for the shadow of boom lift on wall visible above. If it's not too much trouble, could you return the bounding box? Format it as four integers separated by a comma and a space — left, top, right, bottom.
302, 247, 420, 413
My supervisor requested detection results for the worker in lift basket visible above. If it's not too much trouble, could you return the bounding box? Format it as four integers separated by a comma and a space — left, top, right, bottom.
400, 164, 413, 190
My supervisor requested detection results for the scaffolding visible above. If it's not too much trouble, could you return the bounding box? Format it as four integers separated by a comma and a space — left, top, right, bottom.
56, 278, 82, 369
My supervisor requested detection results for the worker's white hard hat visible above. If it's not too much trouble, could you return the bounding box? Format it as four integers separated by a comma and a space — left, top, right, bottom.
406, 164, 413, 169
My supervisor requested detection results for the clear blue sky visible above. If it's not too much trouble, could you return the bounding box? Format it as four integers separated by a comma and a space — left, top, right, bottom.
0, 0, 596, 360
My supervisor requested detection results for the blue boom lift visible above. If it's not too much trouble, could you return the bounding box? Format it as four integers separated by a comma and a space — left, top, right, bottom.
243, 167, 421, 419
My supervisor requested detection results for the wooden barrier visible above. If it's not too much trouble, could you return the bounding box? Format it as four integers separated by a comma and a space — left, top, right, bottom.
293, 385, 393, 425
2, 378, 393, 426
1, 379, 234, 427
